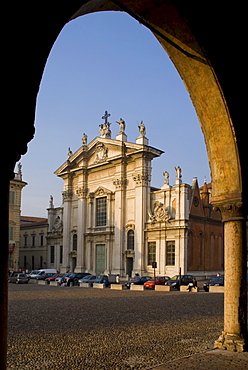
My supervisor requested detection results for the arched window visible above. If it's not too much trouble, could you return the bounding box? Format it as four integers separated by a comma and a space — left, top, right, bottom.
127, 230, 134, 250
73, 234, 77, 251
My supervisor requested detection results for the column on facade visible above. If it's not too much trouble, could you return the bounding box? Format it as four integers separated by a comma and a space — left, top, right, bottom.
133, 157, 151, 275
75, 188, 87, 273
112, 150, 126, 275
174, 182, 189, 275
61, 177, 72, 273
214, 198, 247, 352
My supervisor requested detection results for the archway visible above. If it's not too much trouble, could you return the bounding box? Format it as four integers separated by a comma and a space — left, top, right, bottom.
2, 1, 247, 366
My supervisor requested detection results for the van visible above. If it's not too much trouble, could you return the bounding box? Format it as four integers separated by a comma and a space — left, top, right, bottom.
37, 269, 57, 275
30, 269, 57, 279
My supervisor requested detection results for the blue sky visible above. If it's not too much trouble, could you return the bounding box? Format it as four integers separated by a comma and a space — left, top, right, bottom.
19, 11, 210, 217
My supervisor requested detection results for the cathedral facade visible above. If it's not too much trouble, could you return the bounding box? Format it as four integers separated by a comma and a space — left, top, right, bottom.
47, 114, 223, 278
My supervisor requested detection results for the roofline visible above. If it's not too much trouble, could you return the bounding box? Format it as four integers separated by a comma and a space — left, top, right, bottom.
54, 136, 164, 177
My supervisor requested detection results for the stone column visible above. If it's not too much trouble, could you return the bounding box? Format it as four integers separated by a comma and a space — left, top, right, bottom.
133, 171, 150, 275
75, 186, 87, 273
214, 199, 247, 352
113, 178, 125, 275
60, 189, 72, 273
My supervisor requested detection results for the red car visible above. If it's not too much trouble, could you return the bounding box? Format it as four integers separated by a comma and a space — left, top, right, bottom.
144, 276, 170, 289
45, 273, 62, 282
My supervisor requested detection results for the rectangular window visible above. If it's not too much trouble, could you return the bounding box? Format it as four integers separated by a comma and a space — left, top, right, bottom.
96, 197, 107, 227
24, 235, 28, 247
60, 246, 63, 264
9, 226, 14, 241
40, 234, 44, 246
166, 241, 175, 266
50, 246, 55, 264
9, 191, 15, 205
148, 242, 156, 266
32, 235, 35, 247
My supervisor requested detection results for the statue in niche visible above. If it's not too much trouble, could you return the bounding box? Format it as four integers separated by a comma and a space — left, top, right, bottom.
138, 120, 146, 137
116, 118, 126, 133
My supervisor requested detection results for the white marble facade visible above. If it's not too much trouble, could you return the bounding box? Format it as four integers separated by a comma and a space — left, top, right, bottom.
47, 114, 192, 277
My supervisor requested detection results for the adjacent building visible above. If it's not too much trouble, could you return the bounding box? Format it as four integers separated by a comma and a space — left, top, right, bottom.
9, 164, 27, 271
19, 216, 48, 271
47, 114, 224, 278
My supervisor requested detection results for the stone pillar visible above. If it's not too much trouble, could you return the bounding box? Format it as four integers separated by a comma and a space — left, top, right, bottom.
113, 179, 124, 275
75, 186, 87, 273
214, 199, 247, 352
60, 189, 72, 273
133, 170, 150, 275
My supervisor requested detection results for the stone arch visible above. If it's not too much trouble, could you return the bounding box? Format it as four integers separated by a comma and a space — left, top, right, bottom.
2, 1, 247, 364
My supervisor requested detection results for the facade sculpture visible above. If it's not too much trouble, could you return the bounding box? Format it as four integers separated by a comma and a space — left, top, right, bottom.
138, 120, 146, 137
116, 118, 125, 133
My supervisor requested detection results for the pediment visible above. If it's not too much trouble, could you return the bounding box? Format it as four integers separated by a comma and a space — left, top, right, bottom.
189, 178, 204, 216
88, 186, 113, 198
55, 136, 164, 177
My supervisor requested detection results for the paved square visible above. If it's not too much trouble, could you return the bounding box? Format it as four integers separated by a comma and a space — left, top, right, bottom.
7, 284, 224, 369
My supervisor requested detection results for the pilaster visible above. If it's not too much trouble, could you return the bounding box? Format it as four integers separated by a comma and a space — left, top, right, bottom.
60, 177, 73, 273
74, 184, 87, 273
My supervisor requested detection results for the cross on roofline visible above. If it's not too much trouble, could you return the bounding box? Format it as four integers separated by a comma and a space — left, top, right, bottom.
102, 110, 111, 124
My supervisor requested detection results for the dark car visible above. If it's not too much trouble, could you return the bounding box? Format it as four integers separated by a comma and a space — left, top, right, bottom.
61, 273, 90, 286
165, 275, 197, 290
36, 273, 57, 280
203, 276, 224, 292
78, 275, 97, 287
125, 276, 152, 289
94, 274, 120, 287
94, 274, 110, 287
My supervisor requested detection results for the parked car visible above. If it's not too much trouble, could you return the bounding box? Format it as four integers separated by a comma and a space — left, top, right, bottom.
203, 276, 224, 292
78, 275, 97, 286
94, 274, 111, 287
27, 270, 40, 279
144, 276, 170, 289
165, 275, 197, 290
61, 273, 90, 286
30, 269, 57, 279
9, 273, 28, 284
125, 276, 152, 289
94, 274, 121, 287
45, 273, 62, 282
56, 273, 71, 285
36, 273, 57, 280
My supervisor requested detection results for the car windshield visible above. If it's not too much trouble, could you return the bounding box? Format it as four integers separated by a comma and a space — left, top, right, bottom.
170, 275, 180, 280
19, 274, 25, 277
69, 273, 76, 278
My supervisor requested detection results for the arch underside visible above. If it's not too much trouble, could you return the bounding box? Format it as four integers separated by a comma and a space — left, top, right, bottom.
68, 1, 242, 203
